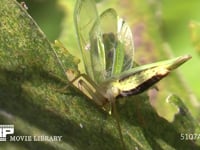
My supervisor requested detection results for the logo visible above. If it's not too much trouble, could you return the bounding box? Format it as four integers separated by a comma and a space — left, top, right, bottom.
0, 125, 14, 141
0, 124, 62, 142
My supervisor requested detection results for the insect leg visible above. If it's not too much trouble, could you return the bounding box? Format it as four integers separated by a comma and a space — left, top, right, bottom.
78, 77, 108, 106
67, 72, 109, 107
111, 97, 126, 150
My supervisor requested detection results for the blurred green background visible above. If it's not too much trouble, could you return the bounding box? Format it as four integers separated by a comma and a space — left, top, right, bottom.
20, 0, 200, 121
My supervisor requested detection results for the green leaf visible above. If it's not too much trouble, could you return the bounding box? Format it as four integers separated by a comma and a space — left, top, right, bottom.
0, 0, 200, 150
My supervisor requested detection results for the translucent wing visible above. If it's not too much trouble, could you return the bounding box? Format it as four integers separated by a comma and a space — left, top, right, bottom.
89, 8, 134, 83
89, 9, 117, 83
74, 0, 99, 80
117, 17, 134, 72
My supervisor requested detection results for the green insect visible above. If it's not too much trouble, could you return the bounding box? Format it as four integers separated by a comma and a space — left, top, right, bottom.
56, 0, 191, 149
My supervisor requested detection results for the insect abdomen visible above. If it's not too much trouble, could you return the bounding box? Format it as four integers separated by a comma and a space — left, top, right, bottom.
117, 67, 170, 97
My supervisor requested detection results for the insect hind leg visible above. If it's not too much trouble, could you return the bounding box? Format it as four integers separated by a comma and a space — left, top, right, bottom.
66, 71, 109, 108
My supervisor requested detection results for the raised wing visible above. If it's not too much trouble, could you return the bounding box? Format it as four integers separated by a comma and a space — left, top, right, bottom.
117, 17, 134, 72
89, 9, 117, 83
74, 0, 134, 83
74, 0, 99, 80
89, 8, 134, 83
